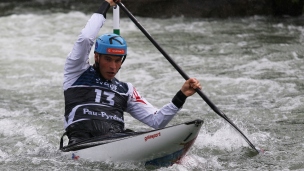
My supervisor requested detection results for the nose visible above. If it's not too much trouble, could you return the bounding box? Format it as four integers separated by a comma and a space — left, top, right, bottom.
109, 61, 117, 70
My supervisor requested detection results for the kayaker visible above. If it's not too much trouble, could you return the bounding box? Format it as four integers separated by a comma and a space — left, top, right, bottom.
63, 0, 202, 145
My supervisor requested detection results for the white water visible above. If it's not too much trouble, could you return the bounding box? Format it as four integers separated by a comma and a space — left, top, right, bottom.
0, 12, 304, 170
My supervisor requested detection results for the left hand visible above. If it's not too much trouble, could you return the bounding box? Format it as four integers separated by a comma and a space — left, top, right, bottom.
106, 0, 120, 6
180, 78, 202, 97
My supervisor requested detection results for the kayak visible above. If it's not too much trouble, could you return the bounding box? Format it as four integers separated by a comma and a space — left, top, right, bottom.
60, 119, 203, 168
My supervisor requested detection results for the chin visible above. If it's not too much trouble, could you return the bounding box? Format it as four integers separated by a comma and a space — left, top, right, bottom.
107, 75, 115, 80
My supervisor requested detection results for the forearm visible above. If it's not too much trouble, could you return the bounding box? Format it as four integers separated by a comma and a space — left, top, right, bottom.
128, 102, 180, 129
64, 14, 105, 75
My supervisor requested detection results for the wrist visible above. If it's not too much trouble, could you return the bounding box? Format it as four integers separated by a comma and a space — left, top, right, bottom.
172, 90, 187, 108
96, 0, 111, 18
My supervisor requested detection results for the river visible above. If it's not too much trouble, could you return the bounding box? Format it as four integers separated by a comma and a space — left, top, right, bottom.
0, 10, 303, 170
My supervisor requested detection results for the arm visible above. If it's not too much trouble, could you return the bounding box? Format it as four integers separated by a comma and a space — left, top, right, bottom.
125, 78, 201, 129
63, 0, 114, 90
125, 84, 180, 129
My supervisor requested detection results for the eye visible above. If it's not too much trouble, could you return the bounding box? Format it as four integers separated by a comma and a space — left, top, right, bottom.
115, 58, 122, 63
105, 56, 112, 62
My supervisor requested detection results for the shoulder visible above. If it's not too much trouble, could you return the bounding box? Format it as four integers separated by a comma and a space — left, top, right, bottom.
112, 78, 135, 94
70, 66, 97, 85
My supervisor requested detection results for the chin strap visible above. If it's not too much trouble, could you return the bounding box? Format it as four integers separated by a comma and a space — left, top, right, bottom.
121, 55, 127, 64
93, 54, 101, 75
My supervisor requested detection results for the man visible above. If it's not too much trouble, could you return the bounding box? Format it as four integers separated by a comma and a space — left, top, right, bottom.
63, 0, 202, 145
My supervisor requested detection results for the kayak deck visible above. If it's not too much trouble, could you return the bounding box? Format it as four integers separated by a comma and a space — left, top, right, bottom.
60, 119, 203, 168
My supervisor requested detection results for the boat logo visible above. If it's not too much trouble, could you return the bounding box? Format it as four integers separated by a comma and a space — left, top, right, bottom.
72, 153, 80, 160
145, 132, 161, 142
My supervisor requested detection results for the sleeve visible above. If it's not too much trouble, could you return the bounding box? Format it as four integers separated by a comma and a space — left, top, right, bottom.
125, 83, 181, 129
63, 13, 106, 90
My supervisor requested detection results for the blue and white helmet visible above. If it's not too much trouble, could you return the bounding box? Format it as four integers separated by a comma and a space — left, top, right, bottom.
94, 33, 127, 56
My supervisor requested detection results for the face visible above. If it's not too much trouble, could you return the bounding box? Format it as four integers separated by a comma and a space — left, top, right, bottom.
95, 53, 123, 80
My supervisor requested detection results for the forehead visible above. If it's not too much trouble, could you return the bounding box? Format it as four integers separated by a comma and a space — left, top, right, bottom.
101, 54, 122, 60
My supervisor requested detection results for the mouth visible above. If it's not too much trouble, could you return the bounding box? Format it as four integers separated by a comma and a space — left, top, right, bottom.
107, 72, 116, 77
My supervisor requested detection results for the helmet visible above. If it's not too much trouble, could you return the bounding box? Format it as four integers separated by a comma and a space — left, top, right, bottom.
94, 33, 127, 56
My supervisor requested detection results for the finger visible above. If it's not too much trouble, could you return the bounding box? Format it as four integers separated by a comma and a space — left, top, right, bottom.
197, 84, 202, 90
192, 82, 201, 90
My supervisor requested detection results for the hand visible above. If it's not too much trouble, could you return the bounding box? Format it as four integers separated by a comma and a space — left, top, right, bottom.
105, 0, 120, 6
180, 78, 202, 97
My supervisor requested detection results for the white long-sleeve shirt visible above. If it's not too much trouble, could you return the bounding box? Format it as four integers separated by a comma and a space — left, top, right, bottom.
63, 13, 181, 130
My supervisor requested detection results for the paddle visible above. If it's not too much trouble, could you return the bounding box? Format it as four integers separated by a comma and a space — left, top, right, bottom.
113, 5, 120, 35
116, 2, 262, 154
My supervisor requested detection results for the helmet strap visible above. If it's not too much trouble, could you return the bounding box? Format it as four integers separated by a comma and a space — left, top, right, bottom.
93, 54, 101, 74
121, 55, 127, 64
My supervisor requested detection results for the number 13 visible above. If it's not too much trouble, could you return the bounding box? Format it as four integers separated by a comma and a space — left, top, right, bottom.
95, 89, 115, 106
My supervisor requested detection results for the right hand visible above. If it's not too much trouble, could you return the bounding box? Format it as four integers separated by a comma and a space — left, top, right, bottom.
105, 0, 120, 6
180, 78, 202, 97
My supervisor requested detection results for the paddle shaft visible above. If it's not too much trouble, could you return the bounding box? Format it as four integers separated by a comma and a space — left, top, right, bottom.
117, 2, 259, 153
113, 5, 120, 35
